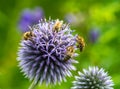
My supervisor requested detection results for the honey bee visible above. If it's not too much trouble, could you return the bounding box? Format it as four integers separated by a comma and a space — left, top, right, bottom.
23, 26, 35, 42
76, 35, 85, 52
53, 19, 63, 32
64, 46, 75, 61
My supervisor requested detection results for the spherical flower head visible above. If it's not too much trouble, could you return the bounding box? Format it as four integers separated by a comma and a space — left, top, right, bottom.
72, 66, 114, 89
17, 19, 78, 85
65, 13, 78, 24
18, 7, 44, 33
65, 13, 85, 26
89, 28, 100, 43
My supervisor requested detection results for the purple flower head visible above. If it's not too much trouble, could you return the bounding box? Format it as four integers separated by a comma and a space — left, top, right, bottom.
17, 19, 78, 86
65, 13, 77, 24
89, 28, 100, 43
18, 7, 44, 33
32, 7, 44, 24
65, 13, 85, 26
71, 66, 114, 89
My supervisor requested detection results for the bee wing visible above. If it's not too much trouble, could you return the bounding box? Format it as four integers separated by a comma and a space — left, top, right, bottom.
28, 25, 33, 31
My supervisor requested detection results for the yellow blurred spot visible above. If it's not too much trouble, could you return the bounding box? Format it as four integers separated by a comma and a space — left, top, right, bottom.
90, 3, 119, 23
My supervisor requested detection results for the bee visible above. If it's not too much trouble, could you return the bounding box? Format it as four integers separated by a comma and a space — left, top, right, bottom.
53, 19, 63, 32
23, 26, 35, 42
76, 35, 85, 52
64, 46, 75, 61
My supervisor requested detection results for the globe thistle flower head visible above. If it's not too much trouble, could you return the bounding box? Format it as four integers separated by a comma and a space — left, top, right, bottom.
65, 13, 78, 24
32, 7, 44, 24
17, 18, 78, 86
65, 13, 85, 26
89, 28, 100, 43
72, 66, 114, 89
18, 7, 44, 33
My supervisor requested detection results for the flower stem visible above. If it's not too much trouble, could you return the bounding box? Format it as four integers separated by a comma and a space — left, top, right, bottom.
28, 81, 37, 89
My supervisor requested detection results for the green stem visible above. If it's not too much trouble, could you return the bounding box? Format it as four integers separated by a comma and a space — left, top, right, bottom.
28, 81, 37, 89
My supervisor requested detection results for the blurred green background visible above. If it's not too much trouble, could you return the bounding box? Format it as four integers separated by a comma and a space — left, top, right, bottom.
0, 0, 120, 89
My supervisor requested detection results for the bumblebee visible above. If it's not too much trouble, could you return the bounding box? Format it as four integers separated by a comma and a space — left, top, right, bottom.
23, 26, 35, 42
76, 35, 85, 52
64, 46, 75, 61
53, 19, 63, 32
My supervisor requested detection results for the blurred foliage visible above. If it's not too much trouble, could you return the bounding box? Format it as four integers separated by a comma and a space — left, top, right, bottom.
0, 0, 120, 89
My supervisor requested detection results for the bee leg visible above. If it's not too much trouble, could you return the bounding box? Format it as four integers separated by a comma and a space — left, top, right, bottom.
29, 39, 35, 44
63, 56, 70, 62
77, 45, 79, 48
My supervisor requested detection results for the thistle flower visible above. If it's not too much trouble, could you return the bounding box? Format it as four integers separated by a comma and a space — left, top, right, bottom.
65, 13, 85, 26
17, 19, 78, 88
71, 66, 114, 89
89, 28, 100, 43
18, 7, 44, 32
